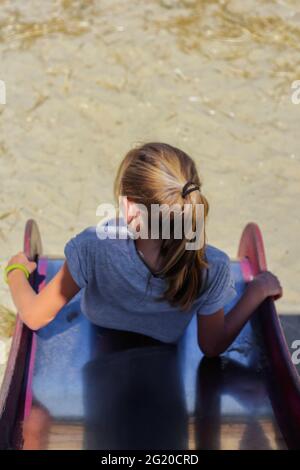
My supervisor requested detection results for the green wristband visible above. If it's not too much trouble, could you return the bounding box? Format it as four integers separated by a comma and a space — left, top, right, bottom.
4, 263, 30, 283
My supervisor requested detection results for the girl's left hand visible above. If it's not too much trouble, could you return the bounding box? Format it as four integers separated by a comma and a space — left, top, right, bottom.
7, 252, 37, 275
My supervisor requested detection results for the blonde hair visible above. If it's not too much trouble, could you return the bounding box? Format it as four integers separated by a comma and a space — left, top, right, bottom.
114, 142, 209, 311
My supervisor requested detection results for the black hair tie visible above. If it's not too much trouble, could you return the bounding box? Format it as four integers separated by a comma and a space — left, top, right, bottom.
182, 181, 200, 198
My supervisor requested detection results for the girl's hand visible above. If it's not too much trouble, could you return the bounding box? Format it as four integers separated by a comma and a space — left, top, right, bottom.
252, 271, 283, 301
6, 252, 37, 275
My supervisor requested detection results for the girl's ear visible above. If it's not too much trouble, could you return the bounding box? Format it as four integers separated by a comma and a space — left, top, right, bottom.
120, 195, 129, 222
120, 196, 140, 224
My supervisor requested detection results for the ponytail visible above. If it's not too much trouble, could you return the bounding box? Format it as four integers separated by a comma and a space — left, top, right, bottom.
156, 190, 209, 311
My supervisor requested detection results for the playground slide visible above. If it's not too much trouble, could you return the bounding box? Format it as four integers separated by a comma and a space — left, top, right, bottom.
0, 220, 299, 450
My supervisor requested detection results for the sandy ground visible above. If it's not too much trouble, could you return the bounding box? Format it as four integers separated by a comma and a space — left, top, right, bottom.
0, 0, 300, 380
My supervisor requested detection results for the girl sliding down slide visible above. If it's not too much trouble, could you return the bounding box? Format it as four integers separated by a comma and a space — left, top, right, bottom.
5, 143, 282, 357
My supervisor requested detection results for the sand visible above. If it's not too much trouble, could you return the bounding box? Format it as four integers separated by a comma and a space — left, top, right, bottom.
0, 0, 300, 381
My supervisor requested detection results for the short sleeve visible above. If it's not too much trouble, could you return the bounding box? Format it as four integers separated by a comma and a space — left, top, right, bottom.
197, 254, 237, 316
64, 227, 95, 289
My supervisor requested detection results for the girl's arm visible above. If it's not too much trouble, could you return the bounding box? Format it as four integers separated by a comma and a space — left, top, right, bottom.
6, 252, 80, 331
197, 271, 283, 357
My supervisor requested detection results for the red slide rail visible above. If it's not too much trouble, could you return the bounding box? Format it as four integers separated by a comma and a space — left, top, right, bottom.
238, 222, 300, 449
0, 220, 42, 449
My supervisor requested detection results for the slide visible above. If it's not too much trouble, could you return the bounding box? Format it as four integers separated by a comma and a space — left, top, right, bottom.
0, 220, 299, 450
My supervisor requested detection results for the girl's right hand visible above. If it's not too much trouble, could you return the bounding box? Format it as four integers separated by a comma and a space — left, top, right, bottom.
7, 252, 37, 275
252, 271, 283, 301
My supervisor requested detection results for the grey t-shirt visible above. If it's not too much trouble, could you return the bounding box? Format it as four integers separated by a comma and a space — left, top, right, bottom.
64, 222, 237, 343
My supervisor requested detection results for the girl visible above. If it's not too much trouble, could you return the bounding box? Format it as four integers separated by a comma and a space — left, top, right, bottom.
5, 143, 282, 357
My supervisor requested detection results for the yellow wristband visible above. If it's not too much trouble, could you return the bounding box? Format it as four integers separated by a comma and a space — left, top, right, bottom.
4, 263, 30, 283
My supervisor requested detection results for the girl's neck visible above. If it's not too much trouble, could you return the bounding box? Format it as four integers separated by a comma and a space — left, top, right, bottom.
135, 238, 163, 273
